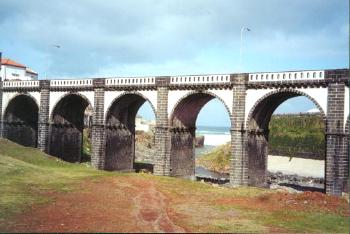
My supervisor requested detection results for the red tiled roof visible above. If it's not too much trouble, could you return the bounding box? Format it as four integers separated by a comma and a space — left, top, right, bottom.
0, 58, 26, 68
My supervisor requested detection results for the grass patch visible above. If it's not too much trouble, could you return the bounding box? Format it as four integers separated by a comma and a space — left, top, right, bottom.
0, 138, 348, 233
196, 143, 230, 173
249, 210, 349, 233
0, 138, 111, 226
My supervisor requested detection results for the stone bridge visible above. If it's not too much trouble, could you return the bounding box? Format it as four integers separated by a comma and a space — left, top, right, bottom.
0, 69, 348, 196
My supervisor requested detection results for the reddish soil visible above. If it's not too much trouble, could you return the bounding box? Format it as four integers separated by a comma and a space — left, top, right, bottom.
4, 177, 186, 233
3, 176, 348, 233
216, 191, 350, 216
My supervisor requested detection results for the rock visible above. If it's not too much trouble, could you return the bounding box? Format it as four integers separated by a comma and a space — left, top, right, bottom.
195, 135, 205, 148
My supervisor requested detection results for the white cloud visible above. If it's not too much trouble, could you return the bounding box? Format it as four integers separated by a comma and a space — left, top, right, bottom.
0, 0, 347, 77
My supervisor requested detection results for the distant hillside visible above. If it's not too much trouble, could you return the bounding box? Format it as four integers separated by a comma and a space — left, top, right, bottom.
269, 113, 325, 159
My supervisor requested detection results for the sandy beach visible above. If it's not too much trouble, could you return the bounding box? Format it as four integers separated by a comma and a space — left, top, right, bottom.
268, 155, 324, 178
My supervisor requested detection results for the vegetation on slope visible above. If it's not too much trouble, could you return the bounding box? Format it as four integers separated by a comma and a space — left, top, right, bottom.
0, 138, 110, 226
196, 143, 231, 174
269, 114, 325, 159
0, 138, 348, 233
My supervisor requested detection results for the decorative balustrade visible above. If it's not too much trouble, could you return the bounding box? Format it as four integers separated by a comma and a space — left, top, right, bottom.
170, 74, 230, 85
105, 77, 155, 86
50, 79, 93, 87
3, 80, 40, 88
0, 70, 330, 88
248, 70, 324, 82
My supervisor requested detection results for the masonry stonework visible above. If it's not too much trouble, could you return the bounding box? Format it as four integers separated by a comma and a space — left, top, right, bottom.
325, 69, 349, 195
37, 80, 50, 152
0, 68, 348, 196
91, 79, 106, 169
154, 77, 171, 176
230, 74, 249, 186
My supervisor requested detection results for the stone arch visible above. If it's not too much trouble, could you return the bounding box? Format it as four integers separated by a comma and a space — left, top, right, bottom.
49, 92, 93, 123
49, 93, 92, 162
170, 90, 232, 127
105, 91, 156, 124
169, 90, 232, 178
3, 93, 39, 147
2, 92, 40, 119
104, 92, 156, 171
246, 89, 327, 130
245, 89, 327, 187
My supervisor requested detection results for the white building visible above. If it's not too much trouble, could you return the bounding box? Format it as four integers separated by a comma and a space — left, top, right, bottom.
0, 58, 38, 81
135, 115, 155, 132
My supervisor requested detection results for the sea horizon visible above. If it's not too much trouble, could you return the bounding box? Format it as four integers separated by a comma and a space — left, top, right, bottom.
196, 125, 230, 146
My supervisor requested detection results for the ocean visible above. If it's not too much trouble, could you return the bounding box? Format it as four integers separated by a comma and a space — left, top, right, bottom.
195, 125, 230, 178
196, 125, 231, 146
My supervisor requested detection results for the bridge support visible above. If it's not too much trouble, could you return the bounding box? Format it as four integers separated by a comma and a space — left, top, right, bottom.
154, 77, 171, 176
325, 81, 348, 195
37, 80, 50, 152
230, 74, 249, 186
91, 79, 106, 169
170, 128, 195, 177
247, 130, 268, 187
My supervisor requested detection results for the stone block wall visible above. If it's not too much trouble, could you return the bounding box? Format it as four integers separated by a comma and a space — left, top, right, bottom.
230, 74, 249, 186
2, 94, 38, 147
37, 80, 50, 152
0, 69, 348, 197
170, 128, 195, 177
247, 131, 268, 187
91, 79, 106, 169
325, 81, 347, 195
153, 77, 171, 176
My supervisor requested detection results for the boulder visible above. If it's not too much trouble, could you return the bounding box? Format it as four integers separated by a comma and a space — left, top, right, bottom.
195, 135, 205, 148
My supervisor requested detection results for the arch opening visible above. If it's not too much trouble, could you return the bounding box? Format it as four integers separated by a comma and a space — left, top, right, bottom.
3, 95, 39, 147
247, 91, 326, 191
134, 101, 156, 173
49, 94, 91, 162
170, 92, 231, 178
105, 93, 155, 171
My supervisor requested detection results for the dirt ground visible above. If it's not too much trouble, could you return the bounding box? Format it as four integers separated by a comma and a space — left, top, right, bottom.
2, 175, 349, 233
4, 177, 186, 233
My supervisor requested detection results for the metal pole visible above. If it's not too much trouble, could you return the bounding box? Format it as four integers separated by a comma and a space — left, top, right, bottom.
239, 27, 251, 71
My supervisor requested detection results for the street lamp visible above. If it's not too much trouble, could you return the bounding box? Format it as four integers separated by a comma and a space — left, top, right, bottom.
239, 27, 251, 71
44, 44, 61, 79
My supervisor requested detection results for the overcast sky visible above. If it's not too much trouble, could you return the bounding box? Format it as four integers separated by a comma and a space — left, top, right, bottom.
0, 0, 348, 126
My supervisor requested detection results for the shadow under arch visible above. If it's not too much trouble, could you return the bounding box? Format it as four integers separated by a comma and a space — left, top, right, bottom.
104, 92, 156, 171
246, 89, 326, 187
49, 93, 92, 162
3, 93, 39, 147
169, 91, 232, 178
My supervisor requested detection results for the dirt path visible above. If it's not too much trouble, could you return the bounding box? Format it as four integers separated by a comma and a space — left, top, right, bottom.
131, 180, 185, 233
4, 177, 185, 233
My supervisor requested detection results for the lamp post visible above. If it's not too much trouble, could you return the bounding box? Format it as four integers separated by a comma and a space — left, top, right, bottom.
239, 27, 251, 71
44, 44, 61, 79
